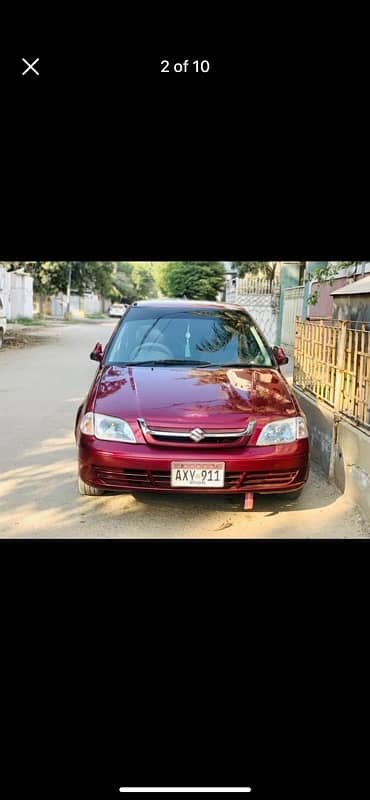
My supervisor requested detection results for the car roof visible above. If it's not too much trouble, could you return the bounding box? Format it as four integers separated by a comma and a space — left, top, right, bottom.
131, 299, 246, 312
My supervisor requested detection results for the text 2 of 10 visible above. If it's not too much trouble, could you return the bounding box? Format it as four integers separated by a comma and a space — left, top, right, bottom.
161, 60, 210, 73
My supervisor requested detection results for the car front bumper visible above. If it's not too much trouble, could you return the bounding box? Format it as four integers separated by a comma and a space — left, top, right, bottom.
78, 436, 309, 494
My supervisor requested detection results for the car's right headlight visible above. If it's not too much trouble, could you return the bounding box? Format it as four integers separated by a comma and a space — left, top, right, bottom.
80, 412, 136, 443
256, 416, 308, 446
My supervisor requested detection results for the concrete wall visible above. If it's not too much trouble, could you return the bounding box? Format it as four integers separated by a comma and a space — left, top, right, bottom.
0, 269, 34, 319
306, 263, 370, 320
33, 295, 52, 316
309, 277, 347, 318
0, 267, 11, 316
51, 294, 84, 318
276, 262, 302, 344
281, 286, 304, 347
225, 278, 280, 346
9, 272, 33, 319
294, 388, 334, 475
294, 387, 370, 521
335, 421, 370, 518
228, 291, 280, 346
49, 292, 109, 317
332, 295, 370, 325
83, 294, 109, 314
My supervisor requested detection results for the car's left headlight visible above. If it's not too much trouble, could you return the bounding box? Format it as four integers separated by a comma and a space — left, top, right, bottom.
94, 413, 136, 443
256, 416, 308, 446
80, 412, 136, 443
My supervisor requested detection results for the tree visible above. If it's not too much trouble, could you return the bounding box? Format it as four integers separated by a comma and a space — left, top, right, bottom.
128, 262, 168, 298
13, 262, 65, 296
159, 262, 225, 301
1, 262, 26, 271
2, 262, 116, 312
110, 262, 161, 302
86, 262, 115, 296
232, 261, 279, 282
131, 263, 157, 299
111, 262, 137, 303
10, 261, 115, 296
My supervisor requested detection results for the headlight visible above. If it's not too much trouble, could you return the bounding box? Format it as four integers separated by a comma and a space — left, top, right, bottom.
80, 412, 136, 443
256, 416, 308, 446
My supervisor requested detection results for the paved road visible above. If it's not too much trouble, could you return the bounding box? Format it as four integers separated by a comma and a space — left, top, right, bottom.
0, 322, 369, 538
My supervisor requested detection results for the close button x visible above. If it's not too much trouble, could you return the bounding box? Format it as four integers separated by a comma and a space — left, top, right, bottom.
22, 58, 39, 76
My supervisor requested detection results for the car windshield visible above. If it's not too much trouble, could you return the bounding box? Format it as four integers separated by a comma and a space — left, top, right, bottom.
105, 307, 274, 367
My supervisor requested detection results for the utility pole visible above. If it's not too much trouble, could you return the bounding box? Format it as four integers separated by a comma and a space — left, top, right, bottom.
65, 263, 73, 319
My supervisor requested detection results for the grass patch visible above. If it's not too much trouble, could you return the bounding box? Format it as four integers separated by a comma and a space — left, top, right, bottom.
85, 313, 109, 319
9, 317, 48, 326
3, 331, 57, 349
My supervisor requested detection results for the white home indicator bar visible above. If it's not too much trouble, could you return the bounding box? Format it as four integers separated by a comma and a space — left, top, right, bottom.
119, 789, 252, 793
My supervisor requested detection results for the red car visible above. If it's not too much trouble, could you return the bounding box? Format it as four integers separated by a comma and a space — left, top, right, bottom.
75, 300, 309, 510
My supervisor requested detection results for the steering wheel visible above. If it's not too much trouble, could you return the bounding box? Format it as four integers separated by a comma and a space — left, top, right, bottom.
130, 342, 173, 359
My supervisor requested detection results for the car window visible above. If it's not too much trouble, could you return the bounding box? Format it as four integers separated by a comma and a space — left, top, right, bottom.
105, 308, 274, 367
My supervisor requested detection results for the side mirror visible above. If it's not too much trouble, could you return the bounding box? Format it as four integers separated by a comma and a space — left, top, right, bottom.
273, 345, 289, 366
90, 342, 104, 362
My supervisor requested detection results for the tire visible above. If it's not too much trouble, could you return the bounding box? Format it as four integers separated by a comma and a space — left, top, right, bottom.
78, 476, 104, 496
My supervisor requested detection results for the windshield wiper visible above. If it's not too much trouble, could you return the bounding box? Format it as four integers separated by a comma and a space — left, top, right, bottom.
112, 359, 214, 367
216, 362, 272, 368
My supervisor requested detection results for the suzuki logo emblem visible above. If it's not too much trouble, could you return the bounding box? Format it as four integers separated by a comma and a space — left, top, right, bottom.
189, 427, 206, 442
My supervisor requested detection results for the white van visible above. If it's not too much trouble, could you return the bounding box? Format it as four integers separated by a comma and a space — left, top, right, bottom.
0, 295, 7, 348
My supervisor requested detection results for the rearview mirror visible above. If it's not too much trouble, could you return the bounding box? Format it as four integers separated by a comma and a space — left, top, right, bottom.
273, 346, 289, 366
90, 342, 103, 362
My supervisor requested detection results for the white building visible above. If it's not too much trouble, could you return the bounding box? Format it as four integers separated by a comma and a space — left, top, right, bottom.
9, 270, 34, 319
0, 266, 11, 317
0, 266, 34, 319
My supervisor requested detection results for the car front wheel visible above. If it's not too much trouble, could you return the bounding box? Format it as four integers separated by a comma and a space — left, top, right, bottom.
78, 477, 104, 496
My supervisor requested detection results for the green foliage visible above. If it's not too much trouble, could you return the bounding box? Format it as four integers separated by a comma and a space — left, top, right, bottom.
150, 262, 168, 292
1, 262, 23, 271
131, 263, 157, 299
232, 261, 278, 281
306, 261, 367, 305
19, 262, 64, 295
13, 317, 46, 325
2, 261, 173, 303
7, 261, 116, 297
112, 263, 136, 303
159, 262, 225, 301
336, 261, 365, 269
111, 262, 160, 302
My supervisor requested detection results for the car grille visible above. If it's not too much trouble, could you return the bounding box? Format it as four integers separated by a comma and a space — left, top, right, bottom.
137, 418, 256, 448
149, 434, 246, 446
92, 466, 299, 491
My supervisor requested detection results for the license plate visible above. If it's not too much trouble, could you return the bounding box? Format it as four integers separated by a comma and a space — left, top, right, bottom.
171, 461, 225, 488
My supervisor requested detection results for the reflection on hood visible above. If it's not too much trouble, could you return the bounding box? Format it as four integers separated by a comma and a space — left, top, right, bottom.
94, 364, 297, 423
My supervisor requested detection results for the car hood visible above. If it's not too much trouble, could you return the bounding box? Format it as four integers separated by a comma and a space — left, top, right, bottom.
93, 365, 298, 426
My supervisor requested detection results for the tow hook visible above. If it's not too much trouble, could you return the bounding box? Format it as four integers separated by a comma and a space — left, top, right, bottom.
244, 492, 254, 511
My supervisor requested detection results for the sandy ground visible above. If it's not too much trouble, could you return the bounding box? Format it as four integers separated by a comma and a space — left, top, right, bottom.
0, 322, 369, 538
